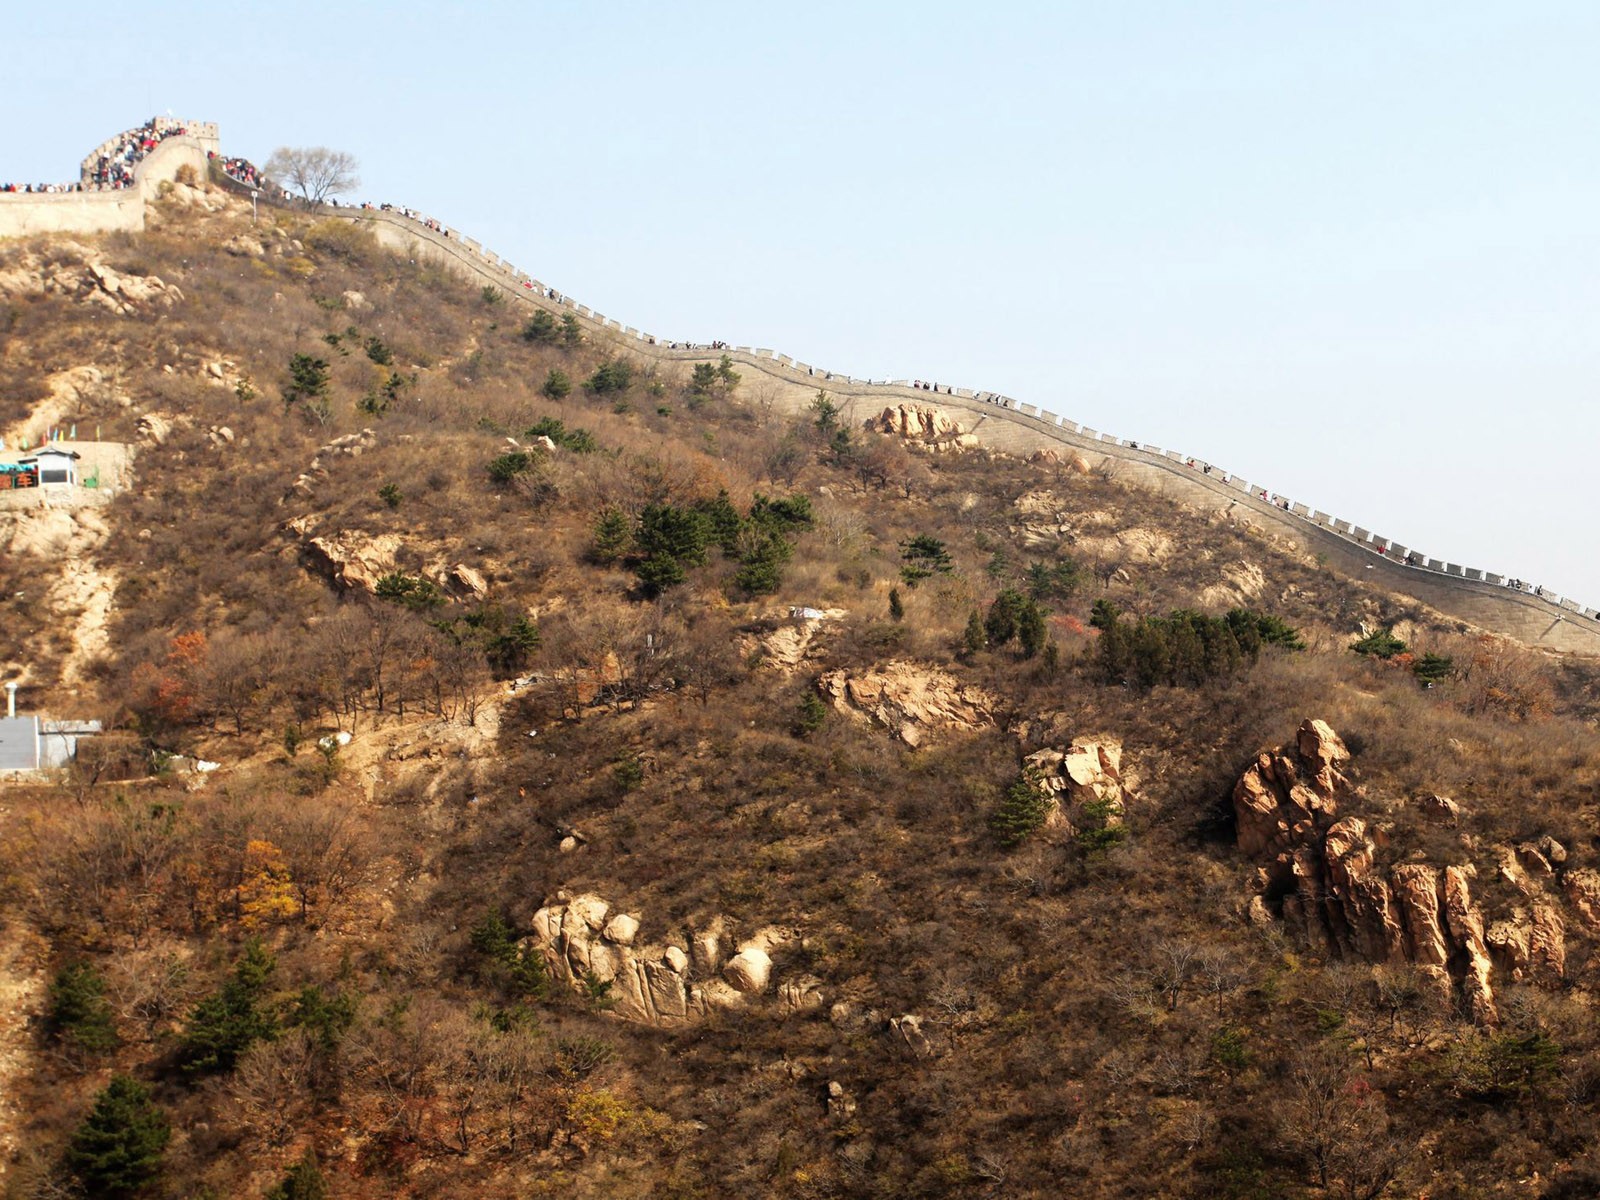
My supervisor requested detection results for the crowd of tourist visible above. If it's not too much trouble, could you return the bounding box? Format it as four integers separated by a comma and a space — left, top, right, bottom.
211, 153, 263, 188
84, 118, 193, 189
4, 118, 202, 194
0, 180, 87, 194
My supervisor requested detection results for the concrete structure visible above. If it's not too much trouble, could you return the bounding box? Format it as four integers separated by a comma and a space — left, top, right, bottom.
0, 714, 102, 774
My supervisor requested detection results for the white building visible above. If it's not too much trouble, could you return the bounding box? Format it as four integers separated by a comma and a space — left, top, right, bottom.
19, 446, 80, 486
0, 685, 101, 772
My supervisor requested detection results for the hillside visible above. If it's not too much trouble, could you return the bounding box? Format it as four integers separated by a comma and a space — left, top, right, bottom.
3, 168, 1600, 1200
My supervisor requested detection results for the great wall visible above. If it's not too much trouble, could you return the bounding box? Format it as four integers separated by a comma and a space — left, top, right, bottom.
7, 119, 1597, 655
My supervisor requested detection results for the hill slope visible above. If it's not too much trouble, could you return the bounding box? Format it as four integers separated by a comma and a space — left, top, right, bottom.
2, 177, 1600, 1200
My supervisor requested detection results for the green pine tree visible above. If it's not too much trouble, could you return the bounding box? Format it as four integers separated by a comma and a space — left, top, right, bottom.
265, 1150, 329, 1200
589, 506, 632, 564
989, 770, 1052, 849
47, 961, 120, 1054
177, 939, 278, 1075
962, 611, 988, 655
67, 1075, 171, 1198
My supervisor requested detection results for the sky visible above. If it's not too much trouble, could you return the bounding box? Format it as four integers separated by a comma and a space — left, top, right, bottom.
6, 1, 1598, 604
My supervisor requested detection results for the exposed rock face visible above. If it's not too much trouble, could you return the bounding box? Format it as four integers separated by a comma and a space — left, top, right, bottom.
745, 608, 845, 671
1009, 495, 1173, 562
1198, 560, 1267, 610
1230, 719, 1576, 1026
1443, 867, 1496, 1026
285, 516, 402, 594
449, 563, 488, 599
136, 413, 174, 445
870, 405, 976, 449
1023, 737, 1137, 832
1563, 870, 1600, 932
1026, 448, 1092, 472
0, 245, 183, 316
817, 662, 995, 747
1232, 718, 1346, 860
530, 894, 810, 1027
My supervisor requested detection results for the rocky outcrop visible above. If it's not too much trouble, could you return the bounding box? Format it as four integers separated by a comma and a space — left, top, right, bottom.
1009, 495, 1173, 562
1023, 736, 1137, 832
1232, 718, 1347, 860
1198, 560, 1267, 610
870, 405, 976, 449
529, 893, 808, 1027
1443, 866, 1496, 1026
0, 244, 183, 316
744, 607, 845, 671
1026, 448, 1092, 472
817, 662, 995, 747
1230, 719, 1579, 1026
448, 563, 488, 599
285, 517, 402, 594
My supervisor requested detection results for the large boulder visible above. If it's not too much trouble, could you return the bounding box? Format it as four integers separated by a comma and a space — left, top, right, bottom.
723, 947, 772, 994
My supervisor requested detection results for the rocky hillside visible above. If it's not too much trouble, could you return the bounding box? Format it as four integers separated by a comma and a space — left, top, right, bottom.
2, 176, 1600, 1200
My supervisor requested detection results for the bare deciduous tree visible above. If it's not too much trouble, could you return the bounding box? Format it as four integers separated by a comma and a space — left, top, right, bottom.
264, 146, 361, 205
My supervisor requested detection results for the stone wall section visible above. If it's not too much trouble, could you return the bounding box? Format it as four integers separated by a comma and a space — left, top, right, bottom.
311, 204, 1600, 656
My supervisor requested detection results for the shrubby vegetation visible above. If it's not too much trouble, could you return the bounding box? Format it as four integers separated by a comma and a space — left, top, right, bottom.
1092, 601, 1303, 687
5, 187, 1599, 1200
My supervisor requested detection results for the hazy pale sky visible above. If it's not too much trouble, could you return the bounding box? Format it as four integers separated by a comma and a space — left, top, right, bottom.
7, 2, 1598, 604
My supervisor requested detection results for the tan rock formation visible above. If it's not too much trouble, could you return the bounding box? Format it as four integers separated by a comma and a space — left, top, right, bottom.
449, 563, 488, 599
530, 898, 806, 1027
1416, 794, 1461, 825
286, 517, 402, 594
1198, 560, 1267, 609
1529, 905, 1567, 985
1443, 867, 1497, 1025
0, 245, 181, 316
870, 404, 974, 447
724, 947, 772, 994
817, 662, 995, 747
745, 607, 845, 671
1232, 721, 1536, 1024
1024, 736, 1136, 833
1563, 870, 1600, 933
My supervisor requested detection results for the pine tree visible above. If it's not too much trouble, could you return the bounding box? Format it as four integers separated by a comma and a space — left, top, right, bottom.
1017, 601, 1049, 659
178, 938, 278, 1075
266, 1150, 329, 1200
989, 770, 1052, 849
47, 961, 120, 1053
962, 611, 988, 655
888, 588, 905, 622
67, 1075, 170, 1197
589, 506, 631, 564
